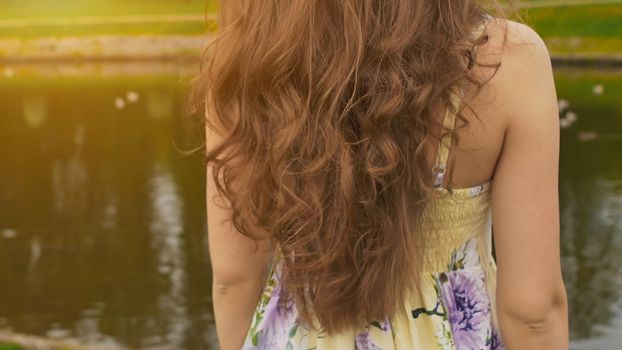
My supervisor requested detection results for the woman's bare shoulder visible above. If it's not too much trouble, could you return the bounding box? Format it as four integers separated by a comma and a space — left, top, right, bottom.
480, 17, 549, 61
474, 17, 555, 130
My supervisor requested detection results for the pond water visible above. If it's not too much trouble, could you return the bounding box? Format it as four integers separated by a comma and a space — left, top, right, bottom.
0, 63, 620, 350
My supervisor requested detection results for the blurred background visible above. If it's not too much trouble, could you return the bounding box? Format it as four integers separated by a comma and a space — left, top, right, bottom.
0, 1, 620, 349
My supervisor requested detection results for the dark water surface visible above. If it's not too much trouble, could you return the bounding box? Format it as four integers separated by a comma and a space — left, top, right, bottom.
555, 68, 622, 350
0, 63, 213, 349
0, 63, 620, 349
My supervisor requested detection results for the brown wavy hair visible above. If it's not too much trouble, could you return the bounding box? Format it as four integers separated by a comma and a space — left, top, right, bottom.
189, 0, 511, 334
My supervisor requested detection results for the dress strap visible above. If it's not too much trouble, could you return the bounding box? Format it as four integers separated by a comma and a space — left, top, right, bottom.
432, 17, 489, 188
432, 90, 461, 188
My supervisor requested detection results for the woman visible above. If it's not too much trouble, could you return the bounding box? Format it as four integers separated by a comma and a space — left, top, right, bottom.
190, 1, 569, 349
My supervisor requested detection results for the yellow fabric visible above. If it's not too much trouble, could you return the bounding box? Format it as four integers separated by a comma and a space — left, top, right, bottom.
244, 185, 499, 350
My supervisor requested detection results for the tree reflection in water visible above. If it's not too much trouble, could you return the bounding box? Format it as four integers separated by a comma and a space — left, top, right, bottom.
0, 63, 214, 349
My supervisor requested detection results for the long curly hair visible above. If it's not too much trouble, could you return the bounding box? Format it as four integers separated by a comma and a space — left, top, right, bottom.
189, 0, 510, 334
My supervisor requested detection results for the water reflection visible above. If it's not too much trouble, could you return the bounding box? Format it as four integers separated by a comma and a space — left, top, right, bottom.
0, 64, 620, 349
555, 68, 622, 349
0, 62, 212, 349
149, 164, 188, 348
561, 179, 622, 340
22, 95, 48, 129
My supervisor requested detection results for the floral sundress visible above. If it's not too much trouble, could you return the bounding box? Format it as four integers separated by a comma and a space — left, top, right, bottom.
241, 16, 504, 350
241, 182, 505, 350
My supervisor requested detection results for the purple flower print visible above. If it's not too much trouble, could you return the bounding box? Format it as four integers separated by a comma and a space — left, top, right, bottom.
355, 329, 382, 350
437, 268, 492, 350
487, 327, 506, 350
355, 319, 390, 349
242, 263, 300, 349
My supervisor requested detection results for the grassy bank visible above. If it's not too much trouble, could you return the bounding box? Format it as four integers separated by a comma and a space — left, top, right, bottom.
0, 0, 216, 19
0, 20, 213, 39
0, 342, 25, 350
524, 2, 622, 56
1, 0, 621, 53
0, 1, 620, 63
0, 0, 217, 38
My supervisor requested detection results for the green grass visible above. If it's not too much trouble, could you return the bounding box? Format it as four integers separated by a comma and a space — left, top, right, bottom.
0, 0, 218, 38
525, 3, 622, 37
524, 3, 622, 55
0, 0, 217, 19
0, 20, 214, 38
0, 0, 621, 56
0, 343, 26, 350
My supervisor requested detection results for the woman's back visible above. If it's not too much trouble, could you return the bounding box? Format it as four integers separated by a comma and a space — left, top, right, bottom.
240, 17, 512, 350
199, 4, 569, 349
242, 92, 503, 350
